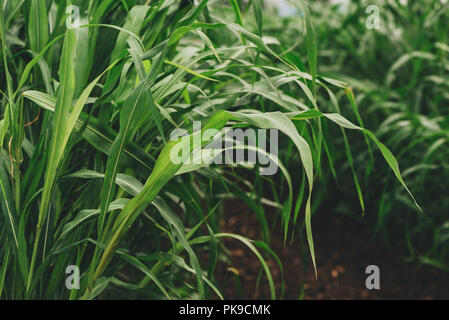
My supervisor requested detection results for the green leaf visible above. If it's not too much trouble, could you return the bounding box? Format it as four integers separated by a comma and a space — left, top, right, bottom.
28, 29, 77, 293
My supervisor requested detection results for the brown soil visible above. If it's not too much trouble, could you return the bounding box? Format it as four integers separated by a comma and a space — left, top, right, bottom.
214, 201, 449, 300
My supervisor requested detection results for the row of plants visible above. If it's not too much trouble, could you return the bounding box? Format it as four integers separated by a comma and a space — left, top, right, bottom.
303, 0, 449, 270
0, 0, 435, 299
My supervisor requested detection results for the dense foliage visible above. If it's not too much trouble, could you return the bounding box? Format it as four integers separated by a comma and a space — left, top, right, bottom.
0, 0, 444, 300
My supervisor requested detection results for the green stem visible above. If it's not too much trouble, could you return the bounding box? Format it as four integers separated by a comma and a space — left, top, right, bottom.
14, 166, 20, 214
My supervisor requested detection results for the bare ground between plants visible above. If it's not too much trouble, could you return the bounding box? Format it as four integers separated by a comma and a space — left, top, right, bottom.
215, 201, 449, 300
